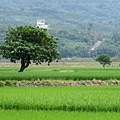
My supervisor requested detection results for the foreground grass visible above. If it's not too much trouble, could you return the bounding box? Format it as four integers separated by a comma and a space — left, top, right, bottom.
0, 66, 120, 80
0, 86, 120, 112
0, 110, 119, 120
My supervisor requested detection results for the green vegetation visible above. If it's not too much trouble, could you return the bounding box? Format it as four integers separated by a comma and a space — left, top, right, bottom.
0, 65, 120, 119
0, 66, 120, 80
0, 110, 120, 120
0, 0, 120, 58
0, 26, 60, 72
0, 86, 120, 112
51, 28, 96, 58
0, 81, 4, 87
96, 54, 111, 67
96, 31, 120, 58
0, 0, 119, 32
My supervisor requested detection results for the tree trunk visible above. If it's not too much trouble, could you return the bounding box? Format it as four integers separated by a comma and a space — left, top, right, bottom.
18, 56, 30, 72
102, 63, 106, 68
18, 64, 26, 72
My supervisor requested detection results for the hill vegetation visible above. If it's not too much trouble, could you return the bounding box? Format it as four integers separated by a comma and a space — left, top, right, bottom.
0, 0, 120, 58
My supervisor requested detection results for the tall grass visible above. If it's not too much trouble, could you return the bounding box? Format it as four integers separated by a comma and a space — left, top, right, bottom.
0, 86, 120, 112
0, 66, 120, 80
0, 110, 120, 120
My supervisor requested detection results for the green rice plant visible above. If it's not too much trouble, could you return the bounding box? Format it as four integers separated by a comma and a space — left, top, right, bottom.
0, 109, 120, 120
1, 66, 120, 80
0, 86, 120, 112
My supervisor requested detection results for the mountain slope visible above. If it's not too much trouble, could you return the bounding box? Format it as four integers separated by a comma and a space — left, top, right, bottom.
0, 0, 120, 58
0, 0, 120, 32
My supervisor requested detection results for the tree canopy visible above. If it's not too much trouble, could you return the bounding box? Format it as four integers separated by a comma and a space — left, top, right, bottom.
0, 0, 120, 58
95, 54, 111, 67
0, 26, 60, 72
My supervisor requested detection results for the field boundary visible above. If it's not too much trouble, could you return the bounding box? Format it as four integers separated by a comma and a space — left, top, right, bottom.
0, 79, 120, 87
0, 61, 120, 67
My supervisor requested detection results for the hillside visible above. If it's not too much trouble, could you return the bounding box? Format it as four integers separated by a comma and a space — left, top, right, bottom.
0, 0, 120, 32
0, 0, 120, 58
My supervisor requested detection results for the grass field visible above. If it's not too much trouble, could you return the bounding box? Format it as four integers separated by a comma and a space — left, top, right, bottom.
0, 86, 120, 112
0, 86, 120, 120
1, 62, 120, 120
0, 65, 120, 80
0, 110, 120, 120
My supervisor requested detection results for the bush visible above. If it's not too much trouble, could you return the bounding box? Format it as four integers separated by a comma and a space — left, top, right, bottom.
5, 80, 13, 87
0, 81, 5, 87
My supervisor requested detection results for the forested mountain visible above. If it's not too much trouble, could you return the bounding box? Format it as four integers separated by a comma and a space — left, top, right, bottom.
0, 0, 120, 58
0, 0, 120, 32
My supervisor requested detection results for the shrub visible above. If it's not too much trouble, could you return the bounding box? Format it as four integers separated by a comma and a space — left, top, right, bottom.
5, 80, 13, 87
0, 81, 5, 87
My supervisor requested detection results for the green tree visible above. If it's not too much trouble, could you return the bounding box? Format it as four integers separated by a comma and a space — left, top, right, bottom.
95, 54, 111, 68
0, 26, 60, 72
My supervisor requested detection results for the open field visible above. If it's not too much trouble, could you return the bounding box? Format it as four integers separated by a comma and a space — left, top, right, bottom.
1, 62, 120, 119
0, 110, 119, 120
0, 64, 120, 80
0, 87, 120, 120
0, 86, 120, 112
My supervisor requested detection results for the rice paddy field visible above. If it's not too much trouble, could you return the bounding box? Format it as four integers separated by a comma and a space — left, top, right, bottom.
1, 110, 120, 120
0, 62, 120, 120
0, 87, 120, 120
0, 62, 120, 81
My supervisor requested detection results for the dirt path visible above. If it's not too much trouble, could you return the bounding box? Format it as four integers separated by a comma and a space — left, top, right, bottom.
0, 62, 119, 67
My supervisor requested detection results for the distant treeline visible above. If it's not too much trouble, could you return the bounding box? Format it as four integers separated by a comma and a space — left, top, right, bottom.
0, 0, 120, 32
0, 24, 120, 58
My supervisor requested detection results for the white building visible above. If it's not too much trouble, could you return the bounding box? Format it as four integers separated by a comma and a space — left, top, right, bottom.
37, 20, 49, 29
